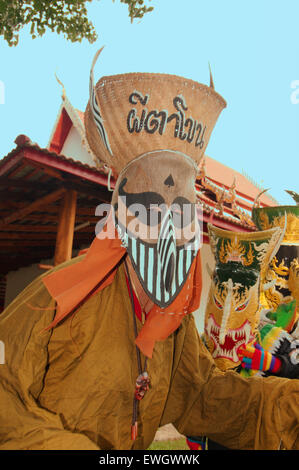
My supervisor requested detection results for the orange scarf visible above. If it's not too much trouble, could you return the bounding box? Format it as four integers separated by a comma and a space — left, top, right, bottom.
43, 231, 202, 358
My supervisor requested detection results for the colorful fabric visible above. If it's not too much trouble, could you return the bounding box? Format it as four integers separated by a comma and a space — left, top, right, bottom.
266, 300, 297, 332
240, 343, 282, 374
186, 437, 207, 450
239, 301, 299, 379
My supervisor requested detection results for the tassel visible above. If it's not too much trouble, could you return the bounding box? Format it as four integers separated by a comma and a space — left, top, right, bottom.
131, 421, 138, 441
134, 371, 151, 401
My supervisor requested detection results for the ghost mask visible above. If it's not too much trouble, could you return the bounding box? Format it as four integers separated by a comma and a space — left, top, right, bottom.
84, 48, 226, 310
204, 224, 284, 371
111, 149, 201, 308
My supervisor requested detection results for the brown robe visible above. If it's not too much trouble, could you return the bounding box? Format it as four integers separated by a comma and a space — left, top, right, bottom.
0, 257, 299, 450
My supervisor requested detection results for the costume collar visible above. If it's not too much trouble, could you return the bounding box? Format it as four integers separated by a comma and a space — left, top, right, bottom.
43, 229, 202, 358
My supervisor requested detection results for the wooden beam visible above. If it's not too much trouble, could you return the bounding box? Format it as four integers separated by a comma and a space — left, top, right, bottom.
63, 179, 111, 202
54, 189, 77, 266
0, 211, 99, 226
23, 167, 41, 180
25, 213, 97, 223
0, 152, 23, 177
0, 224, 59, 232
0, 176, 59, 191
0, 231, 94, 240
0, 202, 102, 216
0, 187, 65, 228
0, 232, 57, 240
23, 159, 64, 180
23, 147, 109, 187
38, 264, 54, 271
0, 191, 30, 202
0, 254, 53, 264
10, 214, 59, 223
0, 223, 95, 233
6, 160, 28, 178
74, 221, 91, 232
0, 240, 57, 247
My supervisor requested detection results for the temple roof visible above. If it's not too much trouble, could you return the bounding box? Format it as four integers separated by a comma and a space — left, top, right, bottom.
47, 88, 277, 209
0, 89, 279, 275
0, 135, 110, 275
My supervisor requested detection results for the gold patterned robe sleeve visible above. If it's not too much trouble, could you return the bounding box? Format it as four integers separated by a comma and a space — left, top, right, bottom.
161, 314, 299, 450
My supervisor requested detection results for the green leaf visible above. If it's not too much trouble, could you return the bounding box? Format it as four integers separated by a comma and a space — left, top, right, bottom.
0, 0, 154, 46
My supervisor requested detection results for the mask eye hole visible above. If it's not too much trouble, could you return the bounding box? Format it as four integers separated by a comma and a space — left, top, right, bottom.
213, 295, 223, 310
235, 300, 249, 312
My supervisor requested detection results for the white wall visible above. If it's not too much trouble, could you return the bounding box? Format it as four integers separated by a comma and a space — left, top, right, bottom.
61, 126, 95, 167
5, 257, 54, 307
4, 248, 83, 308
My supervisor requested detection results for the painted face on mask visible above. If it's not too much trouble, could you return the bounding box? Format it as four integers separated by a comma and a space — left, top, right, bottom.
204, 224, 284, 371
111, 149, 201, 308
252, 206, 299, 310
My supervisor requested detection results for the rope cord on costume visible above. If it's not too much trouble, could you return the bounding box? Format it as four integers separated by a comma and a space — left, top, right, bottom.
124, 258, 150, 442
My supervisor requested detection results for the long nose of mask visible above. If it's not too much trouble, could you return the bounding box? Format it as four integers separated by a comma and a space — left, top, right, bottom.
157, 209, 176, 294
115, 213, 200, 309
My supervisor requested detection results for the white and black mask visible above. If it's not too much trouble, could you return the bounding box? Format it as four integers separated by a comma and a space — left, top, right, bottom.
111, 150, 201, 308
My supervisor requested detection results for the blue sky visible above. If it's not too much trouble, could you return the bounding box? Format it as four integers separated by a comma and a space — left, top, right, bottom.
0, 0, 298, 205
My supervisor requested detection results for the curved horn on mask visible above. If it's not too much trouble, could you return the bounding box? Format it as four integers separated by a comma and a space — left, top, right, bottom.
291, 321, 299, 340
252, 188, 270, 210
209, 62, 215, 90
262, 279, 277, 291
89, 47, 113, 155
219, 278, 234, 345
268, 212, 287, 264
285, 190, 299, 205
259, 307, 275, 325
206, 263, 214, 279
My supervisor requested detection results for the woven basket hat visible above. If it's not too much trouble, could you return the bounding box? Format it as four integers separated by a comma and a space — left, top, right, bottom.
85, 48, 227, 175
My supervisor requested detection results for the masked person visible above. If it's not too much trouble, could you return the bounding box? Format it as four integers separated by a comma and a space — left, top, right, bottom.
186, 208, 299, 450
252, 197, 299, 315
238, 200, 299, 381
1, 50, 299, 451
